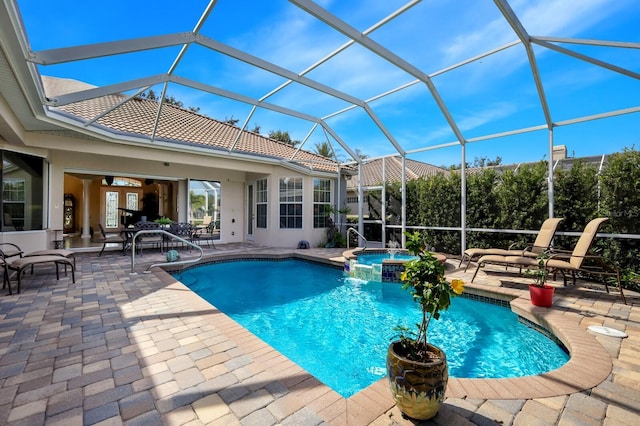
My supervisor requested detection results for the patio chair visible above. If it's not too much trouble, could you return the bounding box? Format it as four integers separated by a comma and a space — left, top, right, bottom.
459, 217, 564, 271
471, 218, 626, 304
1, 242, 76, 270
193, 222, 217, 248
168, 222, 194, 250
133, 221, 164, 254
92, 224, 126, 256
0, 242, 24, 259
1, 250, 76, 295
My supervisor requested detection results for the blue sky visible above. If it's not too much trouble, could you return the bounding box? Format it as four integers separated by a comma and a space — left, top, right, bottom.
15, 0, 640, 168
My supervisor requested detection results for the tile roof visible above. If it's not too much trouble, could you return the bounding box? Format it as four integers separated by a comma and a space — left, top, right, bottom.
44, 77, 340, 173
347, 156, 448, 189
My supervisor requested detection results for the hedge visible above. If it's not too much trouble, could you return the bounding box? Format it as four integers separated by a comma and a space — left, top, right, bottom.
376, 147, 639, 290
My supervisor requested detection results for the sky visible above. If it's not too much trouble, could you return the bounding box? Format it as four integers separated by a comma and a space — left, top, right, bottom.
14, 0, 640, 168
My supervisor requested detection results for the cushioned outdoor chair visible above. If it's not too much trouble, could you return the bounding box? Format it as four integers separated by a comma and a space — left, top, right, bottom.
459, 217, 564, 271
471, 218, 626, 304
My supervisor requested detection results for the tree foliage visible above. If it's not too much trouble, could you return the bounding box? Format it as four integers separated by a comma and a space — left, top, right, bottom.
269, 130, 299, 146
598, 147, 640, 276
138, 90, 200, 113
448, 155, 502, 170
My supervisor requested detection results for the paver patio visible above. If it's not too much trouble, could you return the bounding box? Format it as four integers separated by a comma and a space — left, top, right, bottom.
0, 244, 638, 425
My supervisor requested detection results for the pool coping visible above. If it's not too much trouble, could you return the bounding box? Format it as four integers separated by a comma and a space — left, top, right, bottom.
156, 252, 613, 424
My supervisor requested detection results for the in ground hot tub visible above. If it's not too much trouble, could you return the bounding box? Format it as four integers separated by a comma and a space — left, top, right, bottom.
343, 248, 446, 282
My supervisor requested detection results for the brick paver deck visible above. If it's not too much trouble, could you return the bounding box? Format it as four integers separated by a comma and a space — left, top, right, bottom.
0, 244, 638, 425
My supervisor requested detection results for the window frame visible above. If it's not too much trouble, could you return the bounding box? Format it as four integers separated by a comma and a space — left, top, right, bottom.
279, 177, 303, 229
256, 178, 268, 229
313, 178, 332, 228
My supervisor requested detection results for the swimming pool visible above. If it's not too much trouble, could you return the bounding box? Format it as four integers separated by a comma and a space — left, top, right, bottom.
174, 258, 569, 398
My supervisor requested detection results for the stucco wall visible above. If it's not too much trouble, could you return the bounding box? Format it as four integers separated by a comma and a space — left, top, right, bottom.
3, 133, 340, 250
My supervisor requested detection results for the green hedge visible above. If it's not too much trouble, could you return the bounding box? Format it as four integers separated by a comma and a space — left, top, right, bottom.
381, 147, 639, 289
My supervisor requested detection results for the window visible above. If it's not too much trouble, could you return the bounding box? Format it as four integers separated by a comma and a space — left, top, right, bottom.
105, 191, 119, 228
279, 177, 302, 228
126, 193, 139, 211
313, 178, 331, 228
256, 179, 267, 229
1, 150, 44, 231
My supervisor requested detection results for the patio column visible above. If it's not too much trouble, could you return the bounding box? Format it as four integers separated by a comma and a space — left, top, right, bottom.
548, 128, 555, 218
401, 155, 406, 247
461, 143, 467, 255
81, 179, 91, 239
358, 162, 364, 246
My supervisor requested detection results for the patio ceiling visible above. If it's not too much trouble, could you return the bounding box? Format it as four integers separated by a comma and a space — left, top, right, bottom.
0, 0, 639, 167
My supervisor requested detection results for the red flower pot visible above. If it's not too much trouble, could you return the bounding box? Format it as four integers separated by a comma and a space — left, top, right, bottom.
529, 284, 554, 307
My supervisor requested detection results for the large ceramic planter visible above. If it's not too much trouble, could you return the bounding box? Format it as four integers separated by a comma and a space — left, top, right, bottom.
529, 284, 554, 307
386, 341, 448, 420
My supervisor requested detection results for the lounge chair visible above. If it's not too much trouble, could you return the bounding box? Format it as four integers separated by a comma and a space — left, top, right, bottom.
0, 242, 75, 269
1, 251, 76, 295
471, 218, 626, 304
460, 217, 564, 271
92, 224, 126, 256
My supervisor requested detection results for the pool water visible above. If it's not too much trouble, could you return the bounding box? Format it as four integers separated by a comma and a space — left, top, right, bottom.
174, 259, 569, 398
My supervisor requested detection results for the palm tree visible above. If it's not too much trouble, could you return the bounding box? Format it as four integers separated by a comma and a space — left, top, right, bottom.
314, 141, 333, 158
269, 130, 299, 147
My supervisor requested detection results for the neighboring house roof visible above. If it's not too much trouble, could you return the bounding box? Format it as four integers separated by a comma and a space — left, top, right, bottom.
347, 156, 448, 189
42, 77, 340, 174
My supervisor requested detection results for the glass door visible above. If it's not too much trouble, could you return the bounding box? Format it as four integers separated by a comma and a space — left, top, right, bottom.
246, 184, 254, 240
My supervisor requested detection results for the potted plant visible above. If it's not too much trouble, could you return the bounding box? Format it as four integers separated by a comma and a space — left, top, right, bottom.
387, 231, 464, 420
154, 216, 174, 228
526, 253, 554, 307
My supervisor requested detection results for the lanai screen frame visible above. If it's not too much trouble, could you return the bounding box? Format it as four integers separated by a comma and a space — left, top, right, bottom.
3, 0, 640, 252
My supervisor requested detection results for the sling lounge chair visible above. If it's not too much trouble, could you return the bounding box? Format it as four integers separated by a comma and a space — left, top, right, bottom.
1, 252, 76, 295
471, 218, 626, 304
0, 242, 76, 271
460, 217, 564, 271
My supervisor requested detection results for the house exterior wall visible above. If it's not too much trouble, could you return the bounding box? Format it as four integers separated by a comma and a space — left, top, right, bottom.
2, 132, 339, 250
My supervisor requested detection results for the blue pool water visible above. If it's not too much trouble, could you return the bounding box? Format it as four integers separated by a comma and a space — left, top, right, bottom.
174, 259, 569, 398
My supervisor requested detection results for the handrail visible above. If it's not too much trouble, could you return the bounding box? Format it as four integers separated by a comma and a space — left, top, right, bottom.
347, 227, 368, 250
129, 229, 204, 273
